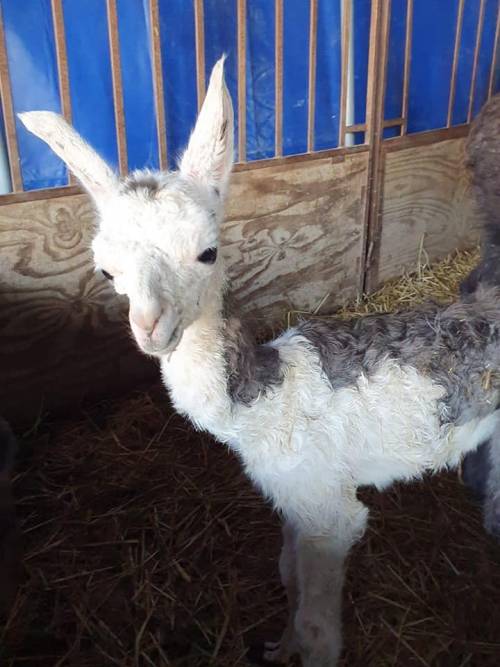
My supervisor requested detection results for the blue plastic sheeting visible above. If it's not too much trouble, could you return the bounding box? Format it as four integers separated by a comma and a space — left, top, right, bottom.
2, 0, 499, 191
117, 0, 158, 171
246, 0, 275, 159
384, 0, 407, 122
63, 0, 118, 174
352, 0, 371, 127
452, 0, 481, 126
472, 0, 500, 117
407, 0, 500, 134
408, 0, 458, 133
2, 0, 65, 189
158, 0, 198, 168
315, 0, 342, 151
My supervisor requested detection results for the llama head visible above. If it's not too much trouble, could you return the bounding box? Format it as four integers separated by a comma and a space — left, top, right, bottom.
19, 58, 234, 357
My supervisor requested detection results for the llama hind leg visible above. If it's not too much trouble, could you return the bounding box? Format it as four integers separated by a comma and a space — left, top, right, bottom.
294, 500, 369, 667
262, 521, 299, 663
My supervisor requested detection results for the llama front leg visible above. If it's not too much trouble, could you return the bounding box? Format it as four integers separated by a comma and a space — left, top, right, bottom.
294, 501, 368, 667
262, 521, 299, 663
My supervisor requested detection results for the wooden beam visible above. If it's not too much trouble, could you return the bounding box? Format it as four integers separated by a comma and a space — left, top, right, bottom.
0, 5, 21, 191
307, 0, 318, 152
401, 0, 413, 134
237, 0, 247, 162
106, 0, 128, 175
194, 0, 206, 111
274, 0, 284, 157
361, 0, 391, 292
149, 0, 168, 170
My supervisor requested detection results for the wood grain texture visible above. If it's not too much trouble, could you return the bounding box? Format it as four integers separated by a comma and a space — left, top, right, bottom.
374, 137, 482, 286
0, 152, 369, 421
0, 195, 155, 423
224, 151, 368, 322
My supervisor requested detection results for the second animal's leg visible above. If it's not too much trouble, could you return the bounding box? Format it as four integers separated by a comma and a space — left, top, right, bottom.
484, 434, 500, 536
0, 417, 21, 616
461, 424, 500, 538
263, 521, 299, 663
294, 499, 368, 667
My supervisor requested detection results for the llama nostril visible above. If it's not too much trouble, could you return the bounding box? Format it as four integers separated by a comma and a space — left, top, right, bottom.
129, 307, 162, 336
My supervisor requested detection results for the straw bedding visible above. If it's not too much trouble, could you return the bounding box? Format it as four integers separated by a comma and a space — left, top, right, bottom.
3, 248, 500, 666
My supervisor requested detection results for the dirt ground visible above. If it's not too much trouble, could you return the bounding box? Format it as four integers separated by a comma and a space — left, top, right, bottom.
2, 250, 500, 666
2, 384, 499, 667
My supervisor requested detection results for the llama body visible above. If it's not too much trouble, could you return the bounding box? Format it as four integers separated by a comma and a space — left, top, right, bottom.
162, 290, 500, 518
19, 62, 500, 666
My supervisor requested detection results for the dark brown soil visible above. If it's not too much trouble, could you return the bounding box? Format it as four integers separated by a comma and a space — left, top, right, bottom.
2, 383, 500, 667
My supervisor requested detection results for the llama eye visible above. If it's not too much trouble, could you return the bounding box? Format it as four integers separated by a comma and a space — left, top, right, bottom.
197, 247, 218, 264
101, 269, 114, 281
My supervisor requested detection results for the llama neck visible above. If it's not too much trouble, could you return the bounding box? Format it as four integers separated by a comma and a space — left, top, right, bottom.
159, 279, 233, 435
160, 266, 283, 439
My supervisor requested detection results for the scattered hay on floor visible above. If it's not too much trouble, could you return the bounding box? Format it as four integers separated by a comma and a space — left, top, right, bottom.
3, 248, 500, 667
339, 247, 480, 316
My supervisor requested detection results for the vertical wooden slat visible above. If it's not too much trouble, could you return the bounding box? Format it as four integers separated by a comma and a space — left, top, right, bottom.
0, 6, 21, 191
237, 0, 246, 162
488, 1, 500, 99
274, 0, 284, 158
447, 0, 465, 127
401, 0, 413, 134
468, 0, 486, 123
51, 0, 72, 123
149, 0, 168, 170
106, 0, 128, 175
339, 0, 352, 146
194, 0, 206, 111
362, 0, 391, 292
51, 0, 75, 185
307, 0, 318, 153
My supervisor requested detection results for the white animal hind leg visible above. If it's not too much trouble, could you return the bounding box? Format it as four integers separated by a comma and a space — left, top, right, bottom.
294, 499, 368, 667
263, 521, 299, 663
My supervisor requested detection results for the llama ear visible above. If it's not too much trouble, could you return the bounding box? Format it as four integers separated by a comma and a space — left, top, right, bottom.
18, 111, 118, 203
180, 56, 234, 196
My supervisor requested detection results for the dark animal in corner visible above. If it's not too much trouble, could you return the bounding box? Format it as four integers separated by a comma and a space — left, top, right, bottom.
460, 92, 500, 537
0, 416, 21, 616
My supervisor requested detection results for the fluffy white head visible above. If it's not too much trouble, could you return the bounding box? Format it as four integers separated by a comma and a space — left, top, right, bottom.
19, 58, 234, 356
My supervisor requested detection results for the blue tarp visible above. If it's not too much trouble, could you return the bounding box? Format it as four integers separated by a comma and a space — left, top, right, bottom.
1, 0, 499, 191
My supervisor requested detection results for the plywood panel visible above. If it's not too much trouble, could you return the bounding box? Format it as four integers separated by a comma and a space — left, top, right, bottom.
225, 151, 368, 323
0, 151, 369, 422
374, 137, 482, 286
0, 194, 156, 424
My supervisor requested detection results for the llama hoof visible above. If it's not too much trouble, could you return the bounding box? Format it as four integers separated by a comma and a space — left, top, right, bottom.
246, 641, 288, 665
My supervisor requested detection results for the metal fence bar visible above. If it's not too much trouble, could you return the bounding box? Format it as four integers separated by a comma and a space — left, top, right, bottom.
447, 0, 465, 127
194, 0, 206, 111
401, 0, 413, 134
488, 1, 500, 98
274, 0, 283, 157
307, 0, 318, 152
237, 0, 246, 162
51, 0, 75, 184
106, 0, 128, 175
149, 0, 168, 170
0, 6, 21, 191
339, 0, 352, 146
468, 0, 486, 123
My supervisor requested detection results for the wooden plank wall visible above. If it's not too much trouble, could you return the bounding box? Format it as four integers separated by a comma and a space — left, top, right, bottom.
0, 150, 369, 423
368, 134, 483, 288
